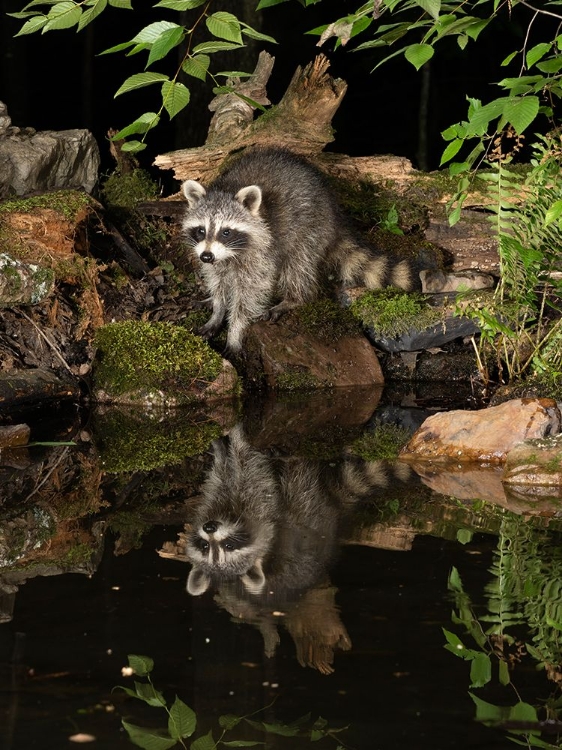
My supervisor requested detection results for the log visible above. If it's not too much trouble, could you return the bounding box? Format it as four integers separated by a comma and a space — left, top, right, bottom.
153, 53, 347, 183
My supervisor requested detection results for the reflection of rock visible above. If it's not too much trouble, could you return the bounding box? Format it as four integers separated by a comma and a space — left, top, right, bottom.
405, 461, 507, 505
401, 398, 561, 463
344, 520, 416, 551
503, 434, 562, 487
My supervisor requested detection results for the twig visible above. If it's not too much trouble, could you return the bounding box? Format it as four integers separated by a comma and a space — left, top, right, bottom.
16, 309, 74, 376
24, 446, 71, 503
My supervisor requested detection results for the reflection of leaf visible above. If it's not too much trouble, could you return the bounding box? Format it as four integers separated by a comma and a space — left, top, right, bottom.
191, 730, 216, 750
168, 696, 196, 739
470, 652, 491, 687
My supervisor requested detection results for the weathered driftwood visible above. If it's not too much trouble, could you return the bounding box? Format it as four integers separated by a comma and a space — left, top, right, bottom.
154, 53, 348, 183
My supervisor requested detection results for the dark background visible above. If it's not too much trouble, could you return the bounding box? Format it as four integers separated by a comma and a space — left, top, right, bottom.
0, 0, 552, 186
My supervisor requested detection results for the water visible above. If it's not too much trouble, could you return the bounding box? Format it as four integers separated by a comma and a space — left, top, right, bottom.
1, 389, 561, 750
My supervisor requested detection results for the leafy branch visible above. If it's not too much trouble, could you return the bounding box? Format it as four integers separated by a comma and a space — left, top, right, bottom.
9, 0, 276, 153
114, 654, 348, 749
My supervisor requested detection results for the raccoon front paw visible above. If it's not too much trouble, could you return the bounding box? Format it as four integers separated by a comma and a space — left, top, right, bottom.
197, 322, 220, 339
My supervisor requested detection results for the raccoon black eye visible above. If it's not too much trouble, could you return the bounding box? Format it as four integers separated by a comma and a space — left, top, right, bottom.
223, 542, 234, 551
221, 229, 231, 238
195, 227, 205, 238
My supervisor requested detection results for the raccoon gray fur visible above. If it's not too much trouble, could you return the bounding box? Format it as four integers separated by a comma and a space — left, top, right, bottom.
182, 147, 420, 352
185, 424, 341, 597
185, 423, 415, 597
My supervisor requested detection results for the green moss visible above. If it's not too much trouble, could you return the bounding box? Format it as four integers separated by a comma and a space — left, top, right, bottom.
101, 169, 160, 210
294, 298, 361, 343
93, 320, 224, 399
275, 369, 323, 391
350, 288, 443, 338
0, 190, 93, 221
350, 422, 413, 460
61, 543, 95, 567
95, 409, 222, 473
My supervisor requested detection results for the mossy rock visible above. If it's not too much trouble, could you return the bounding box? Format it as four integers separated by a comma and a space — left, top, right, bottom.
93, 320, 239, 405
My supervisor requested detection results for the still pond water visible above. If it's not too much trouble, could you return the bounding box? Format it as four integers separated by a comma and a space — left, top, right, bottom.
1, 386, 562, 750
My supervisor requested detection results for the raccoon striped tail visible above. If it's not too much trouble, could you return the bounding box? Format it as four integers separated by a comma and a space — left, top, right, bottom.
335, 237, 421, 292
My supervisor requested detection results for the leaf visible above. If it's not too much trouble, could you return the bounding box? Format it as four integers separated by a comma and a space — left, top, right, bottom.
413, 0, 441, 20
219, 714, 242, 730
241, 26, 277, 44
469, 693, 507, 725
134, 681, 166, 707
191, 730, 216, 750
470, 652, 492, 687
192, 41, 243, 55
44, 1, 82, 31
221, 743, 264, 747
456, 528, 473, 545
440, 138, 463, 165
404, 43, 434, 71
128, 654, 154, 677
146, 26, 185, 68
77, 0, 107, 31
498, 659, 510, 686
122, 722, 176, 750
115, 72, 169, 97
545, 199, 562, 225
15, 15, 47, 35
154, 0, 207, 7
161, 81, 190, 119
112, 112, 160, 139
256, 0, 290, 7
503, 96, 539, 135
448, 566, 464, 593
526, 42, 551, 69
121, 140, 147, 153
168, 696, 196, 740
109, 0, 133, 7
182, 55, 210, 81
206, 12, 243, 45
245, 720, 299, 737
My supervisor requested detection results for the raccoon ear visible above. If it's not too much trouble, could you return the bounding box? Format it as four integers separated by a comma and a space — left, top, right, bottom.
241, 558, 266, 595
236, 185, 262, 216
182, 180, 206, 208
186, 566, 211, 596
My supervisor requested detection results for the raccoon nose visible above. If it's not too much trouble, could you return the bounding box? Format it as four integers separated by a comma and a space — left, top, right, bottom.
200, 251, 215, 264
202, 521, 219, 533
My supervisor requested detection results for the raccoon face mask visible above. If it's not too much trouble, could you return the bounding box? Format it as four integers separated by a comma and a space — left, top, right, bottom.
186, 558, 266, 597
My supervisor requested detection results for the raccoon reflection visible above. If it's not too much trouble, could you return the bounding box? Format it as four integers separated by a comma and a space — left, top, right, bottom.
186, 424, 340, 597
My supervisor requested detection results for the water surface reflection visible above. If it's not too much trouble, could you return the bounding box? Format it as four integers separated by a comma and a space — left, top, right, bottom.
1, 389, 562, 749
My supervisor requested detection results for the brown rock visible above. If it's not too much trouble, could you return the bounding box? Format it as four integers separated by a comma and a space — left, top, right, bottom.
400, 398, 561, 463
244, 319, 384, 389
503, 433, 562, 486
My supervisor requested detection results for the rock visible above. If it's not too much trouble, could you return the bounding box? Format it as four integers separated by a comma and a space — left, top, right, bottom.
243, 318, 384, 389
0, 424, 30, 448
503, 433, 562, 486
368, 315, 480, 353
0, 103, 100, 198
0, 253, 55, 307
0, 369, 80, 412
425, 207, 500, 274
420, 269, 495, 293
400, 398, 561, 463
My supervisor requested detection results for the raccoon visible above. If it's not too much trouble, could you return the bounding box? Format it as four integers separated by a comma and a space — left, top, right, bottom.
182, 147, 420, 352
185, 424, 341, 597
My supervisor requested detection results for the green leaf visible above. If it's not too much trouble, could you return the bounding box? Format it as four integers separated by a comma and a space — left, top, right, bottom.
161, 81, 190, 119
545, 199, 562, 225
470, 652, 492, 687
115, 72, 169, 97
256, 0, 290, 7
526, 42, 552, 68
121, 140, 147, 153
122, 721, 177, 750
219, 714, 242, 730
191, 730, 216, 750
14, 15, 47, 35
404, 43, 434, 71
128, 654, 154, 677
501, 50, 518, 66
222, 743, 264, 747
146, 26, 184, 68
134, 20, 180, 44
241, 26, 277, 44
168, 696, 197, 740
206, 12, 243, 45
440, 138, 463, 165
498, 659, 510, 686
503, 96, 539, 135
536, 57, 562, 73
112, 112, 160, 139
154, 0, 207, 7
192, 40, 243, 54
109, 0, 133, 7
182, 54, 210, 81
133, 681, 166, 707
448, 566, 464, 593
245, 720, 299, 737
77, 0, 107, 31
469, 693, 506, 724
456, 528, 473, 545
414, 0, 441, 20
44, 1, 82, 31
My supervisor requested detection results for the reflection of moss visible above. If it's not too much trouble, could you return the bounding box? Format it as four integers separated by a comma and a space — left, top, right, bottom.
93, 320, 224, 402
351, 422, 413, 460
275, 369, 322, 392
96, 409, 222, 473
351, 288, 443, 338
